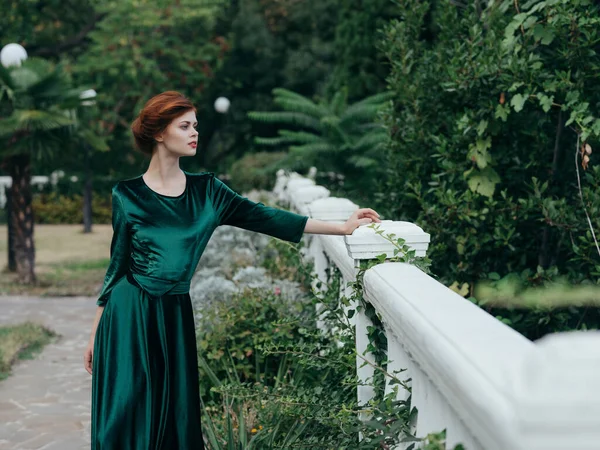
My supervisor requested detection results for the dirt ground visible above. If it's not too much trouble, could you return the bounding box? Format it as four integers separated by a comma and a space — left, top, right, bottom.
0, 224, 113, 297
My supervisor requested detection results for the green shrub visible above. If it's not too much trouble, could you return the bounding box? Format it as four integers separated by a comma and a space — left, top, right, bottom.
375, 0, 600, 338
228, 152, 288, 193
32, 192, 112, 224
196, 286, 315, 403
259, 237, 313, 289
199, 236, 416, 448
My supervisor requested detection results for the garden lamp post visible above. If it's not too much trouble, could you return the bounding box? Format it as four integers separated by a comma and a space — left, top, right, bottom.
214, 96, 230, 114
1, 43, 28, 271
205, 96, 231, 167
1, 43, 28, 68
80, 89, 97, 233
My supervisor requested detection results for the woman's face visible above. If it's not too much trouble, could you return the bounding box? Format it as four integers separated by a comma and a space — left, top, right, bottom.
156, 110, 198, 156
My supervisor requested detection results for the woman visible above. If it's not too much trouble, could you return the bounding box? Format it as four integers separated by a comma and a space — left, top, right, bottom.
83, 91, 381, 449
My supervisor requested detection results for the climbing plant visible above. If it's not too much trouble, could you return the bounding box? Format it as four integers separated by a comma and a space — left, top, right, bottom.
378, 0, 600, 338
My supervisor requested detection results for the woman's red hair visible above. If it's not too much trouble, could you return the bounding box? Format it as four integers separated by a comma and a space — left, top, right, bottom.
131, 91, 196, 155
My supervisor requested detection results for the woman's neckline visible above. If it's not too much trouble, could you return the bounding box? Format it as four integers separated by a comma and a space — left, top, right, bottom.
140, 171, 188, 199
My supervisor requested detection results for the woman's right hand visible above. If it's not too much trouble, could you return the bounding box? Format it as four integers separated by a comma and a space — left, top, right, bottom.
84, 339, 94, 375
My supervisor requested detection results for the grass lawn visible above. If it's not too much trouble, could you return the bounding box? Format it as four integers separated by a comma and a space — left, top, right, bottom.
0, 322, 57, 381
0, 224, 113, 296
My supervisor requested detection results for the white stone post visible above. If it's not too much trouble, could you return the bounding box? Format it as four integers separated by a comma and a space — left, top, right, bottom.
345, 221, 430, 435
292, 185, 330, 216
286, 178, 316, 213
274, 169, 305, 205
306, 197, 359, 333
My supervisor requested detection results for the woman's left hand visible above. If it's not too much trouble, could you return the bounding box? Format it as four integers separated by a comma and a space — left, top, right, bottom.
342, 208, 382, 235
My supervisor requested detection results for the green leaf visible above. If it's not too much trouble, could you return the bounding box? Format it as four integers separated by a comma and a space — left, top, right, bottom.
248, 111, 322, 130
533, 24, 555, 45
592, 119, 600, 137
537, 93, 554, 112
476, 120, 488, 136
467, 137, 492, 169
522, 15, 538, 30
495, 104, 509, 122
510, 94, 526, 113
467, 167, 501, 197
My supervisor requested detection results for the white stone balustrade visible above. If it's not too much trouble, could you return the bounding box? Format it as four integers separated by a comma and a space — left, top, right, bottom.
346, 220, 430, 259
274, 169, 304, 203
286, 177, 315, 196
307, 197, 359, 222
0, 175, 53, 209
291, 185, 330, 216
279, 171, 600, 450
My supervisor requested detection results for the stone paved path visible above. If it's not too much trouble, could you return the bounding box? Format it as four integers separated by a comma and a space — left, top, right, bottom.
0, 296, 96, 450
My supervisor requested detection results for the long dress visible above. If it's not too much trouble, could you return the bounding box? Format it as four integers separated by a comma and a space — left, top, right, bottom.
91, 171, 309, 449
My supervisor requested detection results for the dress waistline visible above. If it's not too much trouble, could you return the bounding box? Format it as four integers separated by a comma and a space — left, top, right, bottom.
126, 272, 191, 297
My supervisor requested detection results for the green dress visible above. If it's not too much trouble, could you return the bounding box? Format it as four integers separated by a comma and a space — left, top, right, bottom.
91, 171, 308, 449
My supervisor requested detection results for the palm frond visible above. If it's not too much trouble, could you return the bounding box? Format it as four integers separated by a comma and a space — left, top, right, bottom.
0, 110, 74, 136
319, 116, 350, 146
340, 104, 385, 125
254, 130, 323, 147
0, 64, 15, 91
272, 88, 316, 104
273, 98, 329, 119
289, 142, 337, 156
353, 130, 389, 151
350, 91, 395, 107
330, 89, 348, 116
348, 155, 379, 169
278, 130, 322, 144
248, 111, 322, 130
9, 67, 42, 92
254, 136, 297, 146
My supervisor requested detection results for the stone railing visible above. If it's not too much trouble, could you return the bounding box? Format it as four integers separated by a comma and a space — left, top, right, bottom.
0, 175, 63, 209
275, 169, 600, 450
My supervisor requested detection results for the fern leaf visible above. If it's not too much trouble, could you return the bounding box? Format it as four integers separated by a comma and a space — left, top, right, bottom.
348, 155, 379, 169
273, 98, 329, 119
353, 131, 389, 150
278, 130, 322, 143
272, 88, 316, 104
340, 104, 384, 125
248, 111, 322, 130
289, 142, 336, 156
254, 136, 296, 146
330, 89, 348, 116
350, 91, 395, 107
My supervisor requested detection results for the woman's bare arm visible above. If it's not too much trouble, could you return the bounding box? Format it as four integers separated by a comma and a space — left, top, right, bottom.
304, 208, 381, 235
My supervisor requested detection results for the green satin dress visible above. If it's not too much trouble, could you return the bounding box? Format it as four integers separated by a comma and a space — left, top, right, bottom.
91, 171, 309, 449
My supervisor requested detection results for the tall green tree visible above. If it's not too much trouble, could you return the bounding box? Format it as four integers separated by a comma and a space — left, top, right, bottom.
0, 0, 99, 60
197, 0, 338, 170
0, 58, 88, 283
72, 0, 226, 177
326, 0, 399, 101
378, 0, 600, 337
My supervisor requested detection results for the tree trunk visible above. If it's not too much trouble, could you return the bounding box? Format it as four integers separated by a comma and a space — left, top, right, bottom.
6, 186, 16, 272
7, 154, 36, 284
539, 110, 564, 269
83, 144, 93, 233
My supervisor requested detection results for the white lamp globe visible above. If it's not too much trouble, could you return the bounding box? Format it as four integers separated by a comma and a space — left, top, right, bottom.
80, 89, 97, 106
1, 43, 28, 68
214, 97, 230, 114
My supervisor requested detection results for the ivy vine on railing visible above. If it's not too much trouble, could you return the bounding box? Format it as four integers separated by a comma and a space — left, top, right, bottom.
340, 223, 467, 449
